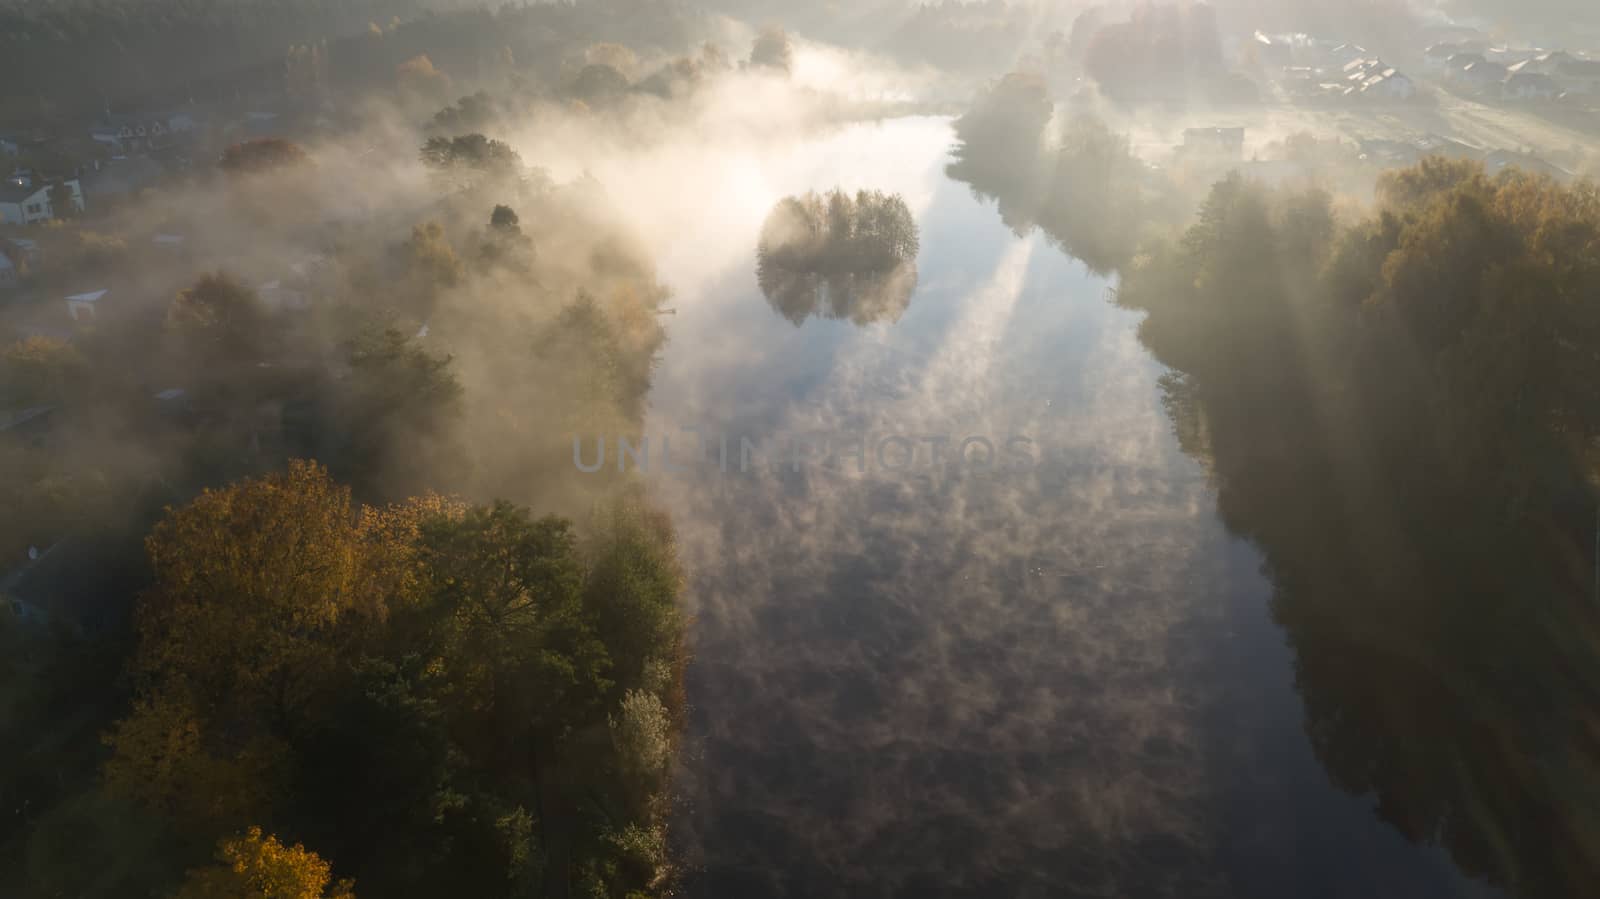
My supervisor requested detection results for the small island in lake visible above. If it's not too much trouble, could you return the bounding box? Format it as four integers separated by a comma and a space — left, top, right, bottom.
756, 189, 920, 326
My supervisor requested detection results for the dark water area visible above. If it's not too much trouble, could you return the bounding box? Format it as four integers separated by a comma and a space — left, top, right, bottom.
643, 118, 1501, 898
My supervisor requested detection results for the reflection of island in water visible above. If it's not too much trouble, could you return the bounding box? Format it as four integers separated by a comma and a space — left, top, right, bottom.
756, 189, 919, 326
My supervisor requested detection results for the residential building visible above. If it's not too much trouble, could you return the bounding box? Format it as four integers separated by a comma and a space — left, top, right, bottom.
1552, 57, 1600, 95
88, 110, 198, 155
0, 176, 84, 225
1507, 50, 1576, 75
1461, 60, 1509, 92
1340, 58, 1416, 101
1446, 52, 1487, 80
1423, 42, 1461, 72
65, 289, 107, 323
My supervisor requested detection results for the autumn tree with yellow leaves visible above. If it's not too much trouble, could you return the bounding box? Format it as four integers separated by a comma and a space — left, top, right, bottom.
98, 460, 682, 897
176, 827, 354, 899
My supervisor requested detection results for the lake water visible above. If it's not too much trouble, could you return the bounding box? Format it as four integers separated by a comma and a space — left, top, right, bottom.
638, 117, 1500, 898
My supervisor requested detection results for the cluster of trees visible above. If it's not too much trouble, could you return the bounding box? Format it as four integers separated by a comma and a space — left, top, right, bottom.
1115, 159, 1600, 897
0, 0, 438, 120
0, 0, 716, 125
755, 189, 920, 325
2, 117, 681, 897
947, 72, 1182, 274
1069, 3, 1255, 106
883, 0, 1031, 73
7, 460, 684, 897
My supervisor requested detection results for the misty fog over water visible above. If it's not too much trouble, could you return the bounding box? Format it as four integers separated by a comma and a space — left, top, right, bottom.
633, 118, 1497, 897
10, 1, 1600, 893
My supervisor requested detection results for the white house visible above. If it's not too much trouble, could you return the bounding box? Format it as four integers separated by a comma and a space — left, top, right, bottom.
0, 177, 84, 225
65, 289, 107, 323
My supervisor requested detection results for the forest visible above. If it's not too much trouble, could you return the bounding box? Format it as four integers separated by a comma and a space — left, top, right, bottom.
1116, 159, 1600, 898
2, 42, 688, 896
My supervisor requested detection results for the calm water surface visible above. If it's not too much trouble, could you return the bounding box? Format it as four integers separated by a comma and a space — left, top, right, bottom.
636, 117, 1499, 898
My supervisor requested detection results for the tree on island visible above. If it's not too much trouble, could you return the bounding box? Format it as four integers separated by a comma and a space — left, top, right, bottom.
756, 189, 920, 325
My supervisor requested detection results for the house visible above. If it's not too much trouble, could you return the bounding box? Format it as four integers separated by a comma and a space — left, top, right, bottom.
88, 111, 196, 155
1424, 42, 1461, 72
1328, 43, 1369, 66
1460, 60, 1509, 92
1507, 50, 1575, 76
1446, 52, 1487, 79
0, 178, 52, 225
1505, 71, 1561, 101
1182, 127, 1246, 159
1485, 45, 1536, 66
0, 176, 84, 225
1361, 68, 1416, 100
0, 251, 16, 289
64, 289, 108, 323
1340, 59, 1415, 101
1344, 57, 1384, 79
1552, 58, 1600, 96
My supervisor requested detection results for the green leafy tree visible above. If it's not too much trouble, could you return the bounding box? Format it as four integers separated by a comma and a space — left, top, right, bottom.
419, 133, 521, 175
